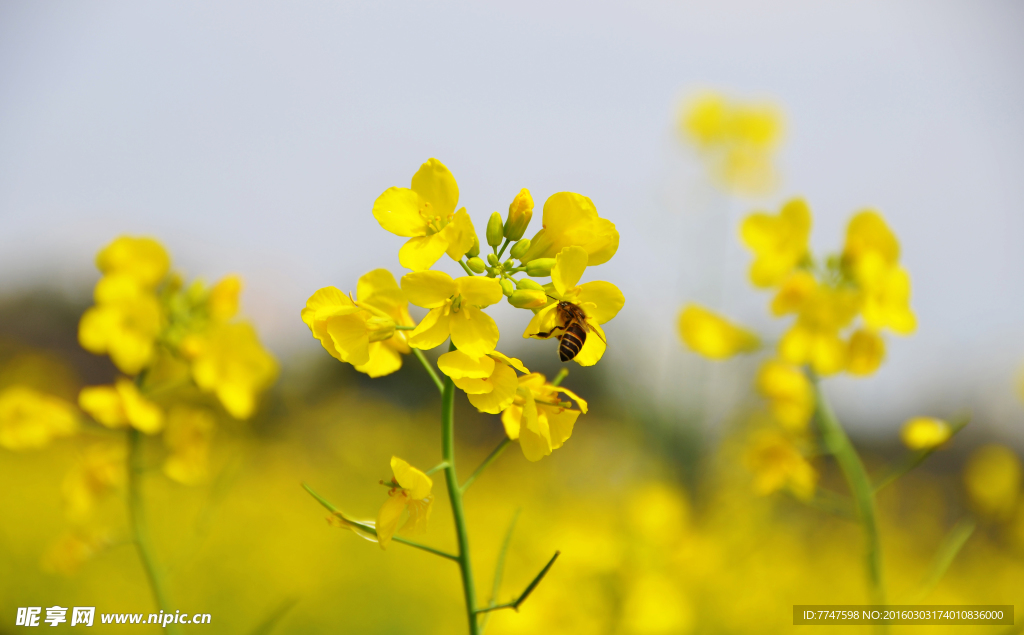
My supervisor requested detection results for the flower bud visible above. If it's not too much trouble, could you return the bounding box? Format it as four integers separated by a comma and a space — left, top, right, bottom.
499, 279, 515, 297
503, 188, 534, 241
486, 212, 504, 247
508, 289, 549, 309
466, 236, 480, 259
515, 278, 544, 291
503, 259, 514, 270
466, 257, 486, 274
509, 239, 531, 260
366, 316, 396, 343
487, 253, 499, 267
525, 258, 556, 277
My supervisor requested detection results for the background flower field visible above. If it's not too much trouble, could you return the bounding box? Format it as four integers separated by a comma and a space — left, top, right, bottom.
2, 2, 1024, 634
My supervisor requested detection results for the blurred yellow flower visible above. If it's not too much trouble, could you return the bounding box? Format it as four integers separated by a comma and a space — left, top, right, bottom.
842, 211, 900, 287
756, 360, 814, 432
524, 246, 625, 366
62, 442, 126, 521
95, 236, 170, 288
778, 285, 860, 376
371, 158, 477, 271
900, 417, 952, 451
680, 91, 784, 196
964, 444, 1021, 521
78, 289, 163, 375
302, 269, 414, 377
501, 372, 587, 462
438, 349, 527, 414
162, 407, 215, 485
41, 528, 112, 576
184, 322, 278, 420
0, 386, 79, 451
208, 274, 242, 322
377, 456, 433, 549
845, 328, 885, 376
518, 192, 619, 266
401, 271, 503, 359
621, 573, 694, 635
860, 266, 916, 335
744, 431, 817, 501
78, 378, 164, 434
678, 304, 759, 360
740, 198, 810, 288
625, 482, 690, 549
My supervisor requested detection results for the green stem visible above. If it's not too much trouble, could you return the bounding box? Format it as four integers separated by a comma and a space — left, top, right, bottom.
302, 483, 458, 561
812, 378, 886, 609
496, 239, 511, 260
412, 348, 444, 394
127, 429, 178, 634
461, 438, 510, 494
442, 348, 480, 635
458, 260, 477, 276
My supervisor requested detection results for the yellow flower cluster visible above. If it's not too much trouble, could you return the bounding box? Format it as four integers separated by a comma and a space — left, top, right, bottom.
679, 91, 784, 196
303, 158, 623, 545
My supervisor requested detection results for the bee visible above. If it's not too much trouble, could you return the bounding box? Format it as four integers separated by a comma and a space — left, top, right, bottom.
535, 300, 606, 362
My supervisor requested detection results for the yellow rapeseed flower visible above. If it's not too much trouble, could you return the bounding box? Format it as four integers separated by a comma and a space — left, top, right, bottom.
162, 406, 215, 485
860, 266, 916, 334
95, 236, 170, 287
964, 444, 1021, 521
208, 274, 242, 322
0, 386, 79, 451
740, 198, 811, 288
778, 283, 860, 376
401, 271, 503, 359
501, 372, 587, 462
900, 417, 952, 451
744, 430, 817, 501
437, 350, 528, 414
517, 192, 619, 266
41, 528, 111, 576
842, 211, 900, 287
62, 442, 126, 521
78, 378, 164, 434
523, 246, 625, 366
183, 322, 278, 420
678, 304, 760, 360
78, 284, 163, 375
845, 328, 885, 376
371, 158, 477, 271
376, 456, 433, 549
756, 360, 814, 432
302, 269, 414, 377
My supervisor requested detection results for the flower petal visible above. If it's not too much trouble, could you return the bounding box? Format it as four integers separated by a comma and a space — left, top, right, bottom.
552, 246, 588, 296
411, 158, 459, 219
678, 304, 760, 360
501, 405, 523, 440
489, 351, 529, 374
449, 306, 499, 359
453, 376, 496, 394
523, 303, 559, 339
324, 314, 371, 366
572, 320, 607, 367
354, 342, 404, 378
401, 271, 457, 308
442, 208, 476, 260
553, 386, 588, 414
375, 492, 406, 550
357, 270, 405, 314
392, 456, 432, 500
438, 350, 496, 379
456, 277, 503, 308
545, 407, 579, 449
466, 363, 518, 414
517, 393, 552, 462
372, 187, 428, 237
575, 281, 624, 325
408, 307, 452, 350
398, 233, 450, 271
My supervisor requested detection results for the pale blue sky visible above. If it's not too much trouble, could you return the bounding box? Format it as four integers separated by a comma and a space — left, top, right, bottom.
1, 1, 1023, 435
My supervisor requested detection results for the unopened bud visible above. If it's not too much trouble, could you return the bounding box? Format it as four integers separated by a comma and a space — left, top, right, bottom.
515, 278, 544, 291
503, 188, 534, 241
487, 253, 499, 267
508, 289, 549, 309
525, 258, 556, 277
509, 239, 531, 260
486, 212, 504, 247
503, 259, 514, 270
499, 279, 515, 297
366, 316, 396, 342
466, 257, 486, 274
467, 236, 480, 259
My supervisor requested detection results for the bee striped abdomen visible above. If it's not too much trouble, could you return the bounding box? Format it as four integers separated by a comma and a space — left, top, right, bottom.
558, 322, 587, 362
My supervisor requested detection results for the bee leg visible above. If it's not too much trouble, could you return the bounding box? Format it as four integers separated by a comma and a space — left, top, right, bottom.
534, 325, 566, 339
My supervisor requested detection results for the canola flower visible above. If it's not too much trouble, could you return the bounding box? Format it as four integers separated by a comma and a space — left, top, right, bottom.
7, 235, 281, 628
302, 157, 623, 634
679, 90, 784, 196
677, 197, 967, 607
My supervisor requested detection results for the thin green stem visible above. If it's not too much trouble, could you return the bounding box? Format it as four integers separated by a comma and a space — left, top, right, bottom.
480, 510, 521, 632
873, 415, 970, 494
425, 461, 450, 476
550, 368, 569, 387
911, 517, 976, 603
458, 260, 477, 276
127, 429, 178, 634
473, 551, 560, 615
461, 438, 510, 494
812, 377, 887, 609
412, 348, 444, 395
441, 351, 481, 634
496, 238, 511, 260
301, 483, 458, 561
394, 324, 417, 330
